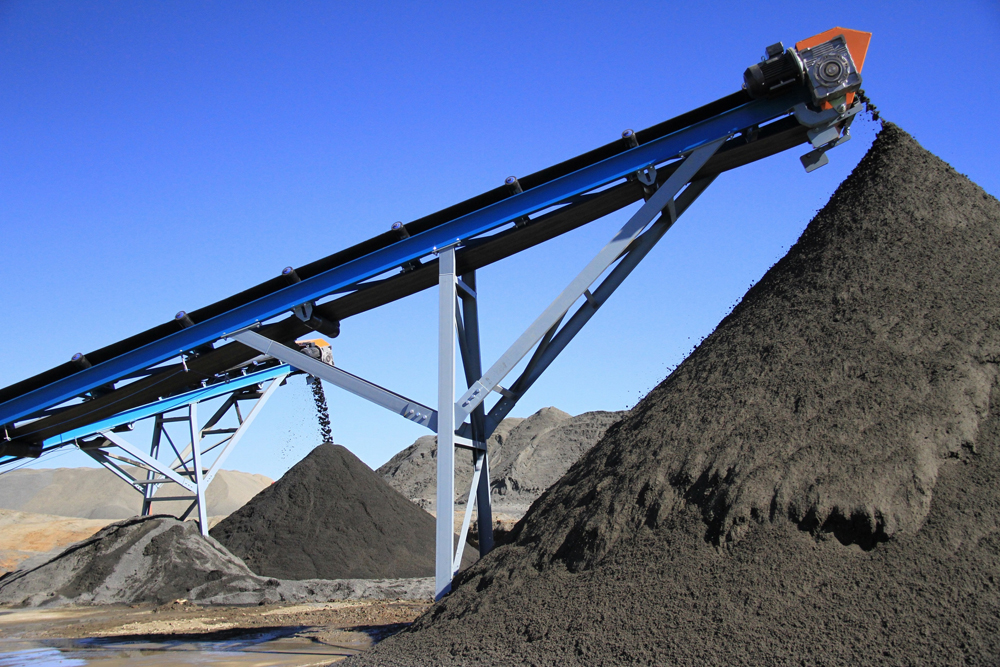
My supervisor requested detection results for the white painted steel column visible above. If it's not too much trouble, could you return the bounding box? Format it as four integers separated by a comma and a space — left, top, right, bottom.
188, 402, 209, 536
436, 245, 458, 598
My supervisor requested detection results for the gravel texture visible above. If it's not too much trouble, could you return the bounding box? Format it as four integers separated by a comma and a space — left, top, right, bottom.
346, 123, 1000, 666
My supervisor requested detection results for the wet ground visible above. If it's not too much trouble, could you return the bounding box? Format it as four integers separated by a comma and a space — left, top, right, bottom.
0, 599, 429, 665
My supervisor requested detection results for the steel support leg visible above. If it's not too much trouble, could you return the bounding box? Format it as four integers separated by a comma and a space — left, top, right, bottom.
189, 402, 209, 535
436, 245, 458, 599
87, 373, 286, 533
455, 270, 493, 555
141, 414, 163, 516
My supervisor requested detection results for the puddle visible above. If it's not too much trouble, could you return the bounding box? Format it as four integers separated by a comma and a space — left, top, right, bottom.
0, 627, 371, 665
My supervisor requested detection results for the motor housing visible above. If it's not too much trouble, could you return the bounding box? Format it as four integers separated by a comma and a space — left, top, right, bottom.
743, 42, 804, 99
745, 33, 862, 107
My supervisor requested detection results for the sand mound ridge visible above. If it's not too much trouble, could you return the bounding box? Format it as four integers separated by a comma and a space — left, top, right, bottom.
347, 123, 1000, 665
211, 443, 475, 581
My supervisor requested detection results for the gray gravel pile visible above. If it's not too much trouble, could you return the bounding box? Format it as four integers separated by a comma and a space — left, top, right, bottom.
348, 124, 1000, 665
378, 408, 624, 517
0, 515, 432, 607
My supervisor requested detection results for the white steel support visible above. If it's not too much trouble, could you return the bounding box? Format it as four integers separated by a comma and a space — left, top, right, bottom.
189, 402, 209, 535
483, 174, 718, 433
230, 330, 437, 431
436, 244, 458, 599
453, 450, 486, 575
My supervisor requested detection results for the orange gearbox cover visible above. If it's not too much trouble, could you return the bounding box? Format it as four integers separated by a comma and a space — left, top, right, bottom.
796, 27, 872, 107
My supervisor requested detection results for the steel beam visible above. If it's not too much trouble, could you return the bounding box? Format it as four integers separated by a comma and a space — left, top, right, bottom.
189, 402, 209, 535
453, 450, 485, 575
436, 245, 458, 599
42, 364, 292, 446
229, 330, 437, 431
455, 271, 493, 556
202, 375, 284, 487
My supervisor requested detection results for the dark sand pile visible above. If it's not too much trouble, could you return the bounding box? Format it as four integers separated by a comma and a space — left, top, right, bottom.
348, 124, 1000, 666
0, 515, 432, 607
212, 443, 474, 581
379, 407, 624, 517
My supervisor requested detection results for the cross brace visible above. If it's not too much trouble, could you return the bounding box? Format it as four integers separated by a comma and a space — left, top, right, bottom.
80, 371, 286, 535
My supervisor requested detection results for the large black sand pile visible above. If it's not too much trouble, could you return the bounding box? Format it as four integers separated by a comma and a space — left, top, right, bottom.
348, 124, 1000, 665
0, 515, 432, 606
212, 443, 473, 580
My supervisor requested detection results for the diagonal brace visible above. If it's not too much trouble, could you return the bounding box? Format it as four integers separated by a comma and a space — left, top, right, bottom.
230, 329, 438, 431
453, 137, 726, 423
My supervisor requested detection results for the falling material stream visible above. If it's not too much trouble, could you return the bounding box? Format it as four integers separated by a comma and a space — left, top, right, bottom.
310, 379, 333, 443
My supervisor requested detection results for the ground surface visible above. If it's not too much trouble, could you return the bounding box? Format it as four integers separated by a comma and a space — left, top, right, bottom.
0, 515, 435, 607
347, 124, 1000, 666
0, 599, 428, 665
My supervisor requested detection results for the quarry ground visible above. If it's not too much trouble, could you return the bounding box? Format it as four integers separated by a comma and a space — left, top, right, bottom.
0, 599, 430, 665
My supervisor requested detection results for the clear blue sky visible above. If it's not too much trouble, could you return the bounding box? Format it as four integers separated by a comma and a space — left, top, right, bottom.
2, 1, 997, 479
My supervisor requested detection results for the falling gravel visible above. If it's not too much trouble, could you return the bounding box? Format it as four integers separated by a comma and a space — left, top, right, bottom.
347, 123, 1000, 666
310, 379, 333, 443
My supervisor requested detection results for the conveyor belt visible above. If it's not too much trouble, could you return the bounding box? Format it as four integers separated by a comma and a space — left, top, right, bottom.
1, 113, 809, 450
0, 90, 751, 406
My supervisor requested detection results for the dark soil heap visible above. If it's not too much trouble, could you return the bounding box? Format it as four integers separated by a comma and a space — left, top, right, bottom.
0, 515, 436, 607
348, 124, 1000, 666
0, 515, 260, 606
212, 443, 471, 580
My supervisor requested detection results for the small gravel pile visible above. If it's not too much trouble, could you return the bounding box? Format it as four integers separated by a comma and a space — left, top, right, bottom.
0, 515, 432, 607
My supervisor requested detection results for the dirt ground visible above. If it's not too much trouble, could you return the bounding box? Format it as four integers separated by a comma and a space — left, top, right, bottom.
0, 598, 430, 665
